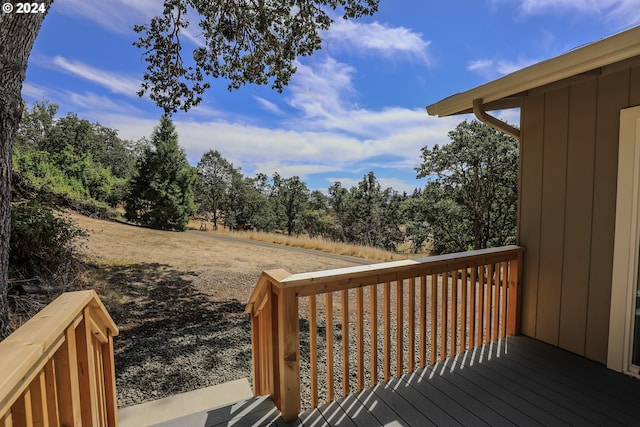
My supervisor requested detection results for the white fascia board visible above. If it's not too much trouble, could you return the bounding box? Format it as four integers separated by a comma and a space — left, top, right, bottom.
427, 25, 640, 117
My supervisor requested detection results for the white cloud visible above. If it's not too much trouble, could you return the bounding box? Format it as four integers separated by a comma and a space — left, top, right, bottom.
51, 56, 141, 96
467, 59, 494, 72
64, 91, 142, 114
55, 0, 160, 35
254, 97, 284, 115
22, 82, 49, 99
467, 56, 539, 79
287, 58, 357, 118
324, 20, 431, 64
253, 163, 341, 180
493, 0, 640, 27
21, 83, 143, 117
96, 109, 460, 184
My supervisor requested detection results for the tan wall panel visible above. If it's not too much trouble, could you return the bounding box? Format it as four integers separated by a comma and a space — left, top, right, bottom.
586, 70, 630, 363
518, 61, 640, 363
631, 66, 640, 106
518, 94, 545, 337
536, 87, 570, 346
558, 79, 597, 354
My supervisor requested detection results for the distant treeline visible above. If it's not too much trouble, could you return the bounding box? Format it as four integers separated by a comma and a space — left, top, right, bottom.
12, 100, 518, 255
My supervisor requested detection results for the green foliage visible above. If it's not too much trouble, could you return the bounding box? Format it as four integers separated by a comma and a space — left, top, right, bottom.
196, 150, 233, 229
401, 189, 430, 254
341, 172, 405, 251
415, 120, 519, 254
133, 0, 379, 114
13, 100, 58, 150
12, 145, 127, 207
13, 101, 134, 210
278, 176, 310, 236
125, 116, 197, 231
9, 201, 86, 290
42, 114, 135, 180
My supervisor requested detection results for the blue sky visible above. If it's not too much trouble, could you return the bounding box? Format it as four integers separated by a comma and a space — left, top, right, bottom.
23, 0, 640, 194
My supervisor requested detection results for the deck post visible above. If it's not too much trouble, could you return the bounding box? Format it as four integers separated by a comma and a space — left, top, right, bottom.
507, 249, 523, 335
276, 286, 300, 421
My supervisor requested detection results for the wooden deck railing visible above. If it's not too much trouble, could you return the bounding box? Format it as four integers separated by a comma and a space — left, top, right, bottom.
245, 245, 524, 421
0, 290, 119, 427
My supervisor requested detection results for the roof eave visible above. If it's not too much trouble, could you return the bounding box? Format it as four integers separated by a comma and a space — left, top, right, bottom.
427, 25, 640, 117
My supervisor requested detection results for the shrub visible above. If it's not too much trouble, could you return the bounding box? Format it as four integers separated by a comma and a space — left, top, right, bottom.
9, 200, 87, 293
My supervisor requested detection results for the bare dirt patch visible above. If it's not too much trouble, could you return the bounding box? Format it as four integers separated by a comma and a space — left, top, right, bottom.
71, 213, 363, 407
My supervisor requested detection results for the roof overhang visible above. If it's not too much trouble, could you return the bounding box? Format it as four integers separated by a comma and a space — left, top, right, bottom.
427, 25, 640, 117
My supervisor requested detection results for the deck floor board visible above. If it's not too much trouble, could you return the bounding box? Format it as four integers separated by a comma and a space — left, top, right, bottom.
461, 351, 596, 426
483, 350, 622, 426
496, 347, 636, 425
153, 336, 640, 427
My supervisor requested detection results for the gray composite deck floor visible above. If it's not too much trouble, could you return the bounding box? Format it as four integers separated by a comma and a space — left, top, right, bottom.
154, 335, 640, 427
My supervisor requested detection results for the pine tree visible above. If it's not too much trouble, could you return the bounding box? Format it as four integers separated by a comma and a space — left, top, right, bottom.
125, 116, 196, 231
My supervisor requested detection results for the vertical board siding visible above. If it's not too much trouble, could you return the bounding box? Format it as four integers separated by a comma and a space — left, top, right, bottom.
558, 78, 597, 355
586, 69, 630, 363
632, 66, 640, 106
519, 94, 545, 337
536, 86, 569, 346
519, 62, 640, 363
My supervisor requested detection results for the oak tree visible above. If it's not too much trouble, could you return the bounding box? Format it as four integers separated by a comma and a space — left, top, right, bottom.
416, 120, 518, 255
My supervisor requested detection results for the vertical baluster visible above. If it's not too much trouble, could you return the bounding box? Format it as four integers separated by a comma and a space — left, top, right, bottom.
492, 263, 500, 342
450, 270, 457, 358
396, 280, 404, 377
420, 276, 427, 368
55, 324, 81, 426
476, 266, 484, 346
44, 359, 59, 425
326, 292, 334, 402
384, 282, 391, 382
430, 274, 437, 365
408, 277, 416, 372
29, 371, 48, 427
94, 343, 107, 426
356, 287, 364, 391
469, 267, 476, 349
485, 264, 493, 344
500, 261, 508, 338
1, 413, 13, 427
10, 389, 32, 427
440, 273, 448, 361
370, 284, 378, 387
309, 295, 318, 408
76, 309, 98, 426
460, 268, 468, 353
342, 289, 349, 397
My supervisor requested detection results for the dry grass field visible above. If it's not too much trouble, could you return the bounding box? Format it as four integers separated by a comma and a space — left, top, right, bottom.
185, 219, 414, 262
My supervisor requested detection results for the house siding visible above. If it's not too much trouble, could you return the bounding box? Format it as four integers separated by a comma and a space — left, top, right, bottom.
518, 59, 640, 363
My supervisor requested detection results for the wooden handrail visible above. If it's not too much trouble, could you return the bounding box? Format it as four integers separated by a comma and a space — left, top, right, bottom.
0, 290, 119, 426
246, 245, 524, 422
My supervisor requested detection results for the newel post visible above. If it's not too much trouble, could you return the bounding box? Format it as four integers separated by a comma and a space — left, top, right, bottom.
275, 285, 300, 421
248, 270, 300, 421
507, 248, 524, 335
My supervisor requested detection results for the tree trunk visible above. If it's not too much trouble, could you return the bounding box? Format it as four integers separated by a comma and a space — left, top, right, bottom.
0, 1, 52, 340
